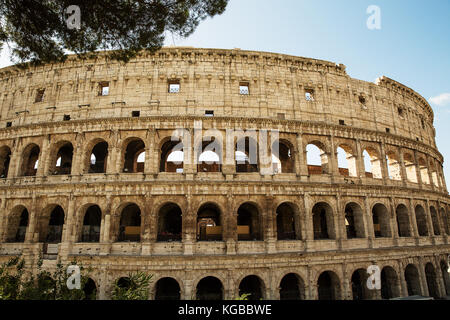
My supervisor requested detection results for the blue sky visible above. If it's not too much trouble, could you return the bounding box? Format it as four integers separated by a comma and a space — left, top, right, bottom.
0, 0, 449, 182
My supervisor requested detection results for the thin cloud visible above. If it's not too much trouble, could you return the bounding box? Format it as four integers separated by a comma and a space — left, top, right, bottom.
429, 93, 450, 106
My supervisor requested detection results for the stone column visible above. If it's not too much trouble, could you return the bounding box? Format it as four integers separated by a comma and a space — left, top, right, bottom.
408, 199, 420, 239
398, 147, 407, 187
379, 142, 390, 185
355, 139, 366, 180
364, 196, 375, 248
329, 135, 339, 178
413, 150, 423, 189
37, 135, 50, 177
296, 133, 308, 178
264, 196, 276, 253
303, 193, 314, 251
418, 258, 429, 297
425, 200, 435, 238
398, 261, 408, 297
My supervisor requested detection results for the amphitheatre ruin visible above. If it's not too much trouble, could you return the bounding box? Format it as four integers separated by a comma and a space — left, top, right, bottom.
0, 47, 449, 300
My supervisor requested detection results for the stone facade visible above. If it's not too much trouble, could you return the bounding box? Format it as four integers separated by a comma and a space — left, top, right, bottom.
0, 47, 449, 300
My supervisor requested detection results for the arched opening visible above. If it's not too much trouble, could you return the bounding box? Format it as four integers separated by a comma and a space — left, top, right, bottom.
235, 137, 259, 173
404, 153, 418, 183
396, 204, 411, 237
344, 203, 365, 239
89, 141, 108, 173
157, 203, 182, 242
441, 207, 450, 235
425, 263, 439, 299
81, 205, 101, 242
45, 206, 65, 243
312, 202, 335, 240
429, 207, 440, 236
306, 142, 328, 175
50, 142, 73, 175
237, 203, 262, 241
116, 277, 131, 290
272, 140, 294, 174
381, 266, 400, 299
386, 151, 401, 181
0, 146, 11, 178
20, 144, 40, 176
196, 277, 223, 300
415, 205, 428, 237
279, 273, 305, 300
123, 138, 145, 173
197, 203, 222, 241
439, 260, 450, 296
372, 204, 391, 238
160, 140, 183, 173
118, 204, 141, 242
317, 271, 341, 300
363, 148, 382, 179
197, 138, 222, 173
239, 275, 264, 300
276, 202, 301, 240
418, 158, 430, 184
155, 277, 181, 300
430, 162, 439, 187
405, 264, 422, 296
337, 145, 357, 177
351, 269, 371, 300
83, 278, 97, 300
6, 207, 29, 243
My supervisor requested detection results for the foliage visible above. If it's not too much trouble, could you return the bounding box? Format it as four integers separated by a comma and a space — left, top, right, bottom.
110, 272, 153, 300
0, 0, 229, 66
236, 293, 251, 300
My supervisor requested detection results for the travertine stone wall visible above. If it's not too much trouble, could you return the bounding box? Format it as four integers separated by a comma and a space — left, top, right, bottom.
0, 48, 449, 300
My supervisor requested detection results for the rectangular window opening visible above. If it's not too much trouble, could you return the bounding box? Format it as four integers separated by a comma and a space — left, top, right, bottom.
205, 110, 214, 117
339, 120, 345, 126
305, 89, 314, 101
6, 122, 12, 128
132, 111, 140, 117
168, 80, 180, 93
277, 113, 285, 120
63, 115, 71, 121
98, 82, 110, 96
239, 82, 249, 95
386, 128, 391, 133
35, 89, 45, 103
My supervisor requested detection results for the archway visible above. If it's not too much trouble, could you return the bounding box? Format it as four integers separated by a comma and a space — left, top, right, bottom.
429, 207, 440, 236
0, 146, 11, 178
425, 263, 439, 299
403, 153, 418, 183
6, 206, 29, 243
88, 141, 108, 173
44, 206, 65, 243
20, 144, 40, 176
157, 203, 182, 242
237, 203, 262, 241
344, 203, 365, 239
306, 142, 328, 175
276, 203, 301, 240
396, 204, 411, 237
83, 278, 97, 300
440, 260, 450, 296
351, 269, 371, 300
118, 204, 141, 242
50, 142, 73, 175
381, 266, 400, 299
415, 205, 428, 237
405, 264, 422, 296
317, 271, 341, 300
239, 275, 264, 300
197, 203, 222, 241
197, 137, 222, 173
123, 138, 145, 173
372, 204, 391, 238
279, 273, 305, 300
81, 205, 101, 242
160, 140, 184, 173
386, 151, 401, 181
363, 148, 382, 179
235, 137, 259, 173
272, 140, 294, 174
155, 277, 181, 300
312, 202, 335, 240
337, 145, 357, 177
196, 277, 223, 300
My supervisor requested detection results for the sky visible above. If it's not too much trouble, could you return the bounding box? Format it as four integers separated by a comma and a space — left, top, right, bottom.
0, 0, 449, 181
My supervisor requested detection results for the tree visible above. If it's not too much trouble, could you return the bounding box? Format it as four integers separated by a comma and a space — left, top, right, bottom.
0, 0, 229, 66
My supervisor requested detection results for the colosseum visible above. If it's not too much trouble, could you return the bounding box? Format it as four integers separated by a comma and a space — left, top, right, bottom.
0, 47, 449, 300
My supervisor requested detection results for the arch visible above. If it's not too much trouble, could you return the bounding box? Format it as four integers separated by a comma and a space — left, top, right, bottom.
306, 142, 328, 175
425, 263, 439, 299
439, 260, 450, 296
83, 278, 97, 300
429, 161, 439, 187
404, 264, 422, 296
116, 203, 141, 242
272, 139, 294, 174
235, 136, 259, 173
351, 269, 371, 300
279, 273, 305, 300
49, 141, 73, 175
441, 207, 450, 235
122, 138, 145, 173
154, 277, 181, 300
386, 151, 401, 181
344, 202, 365, 239
197, 137, 222, 173
5, 206, 29, 242
418, 157, 430, 185
363, 147, 382, 179
396, 204, 411, 237
88, 140, 108, 173
337, 144, 357, 177
20, 143, 40, 176
403, 153, 418, 183
372, 203, 391, 238
239, 275, 265, 300
381, 266, 400, 299
415, 205, 429, 237
196, 276, 223, 300
237, 202, 262, 241
197, 203, 222, 241
81, 205, 101, 242
40, 205, 65, 243
312, 202, 335, 240
157, 203, 182, 242
429, 206, 440, 236
0, 145, 11, 178
160, 139, 183, 173
276, 202, 301, 240
317, 271, 341, 300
